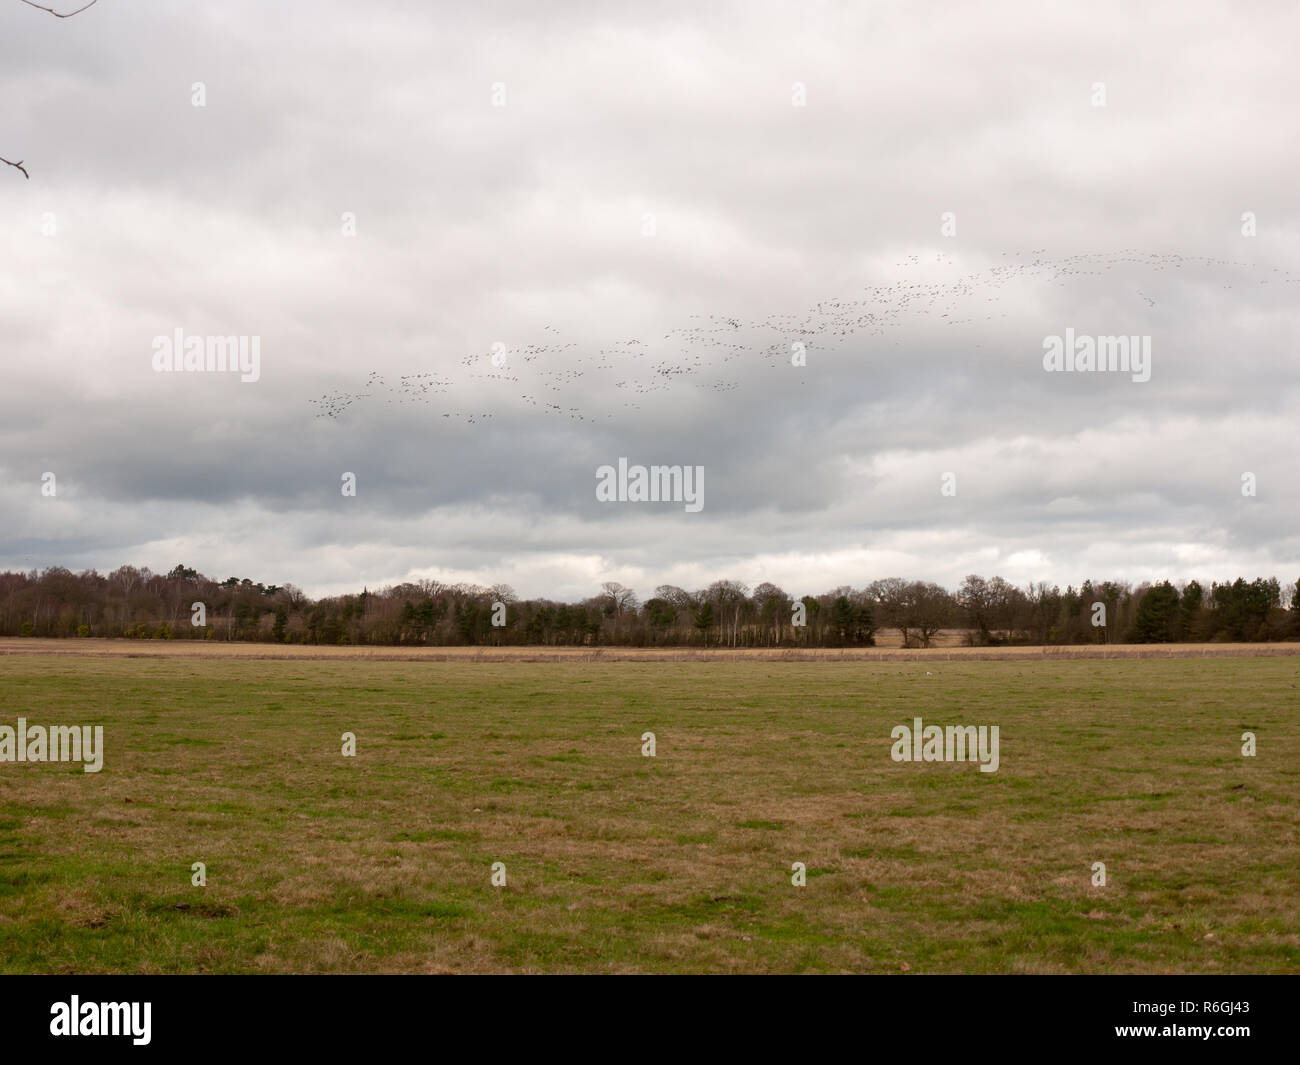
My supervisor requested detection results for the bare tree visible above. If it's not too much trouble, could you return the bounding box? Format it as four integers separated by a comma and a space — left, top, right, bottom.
752, 582, 789, 645
599, 581, 636, 640
654, 585, 695, 610
868, 577, 911, 646
705, 579, 748, 647
906, 581, 953, 648
600, 581, 637, 614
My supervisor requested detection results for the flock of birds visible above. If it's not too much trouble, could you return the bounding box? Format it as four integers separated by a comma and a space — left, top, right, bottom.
308, 248, 1300, 424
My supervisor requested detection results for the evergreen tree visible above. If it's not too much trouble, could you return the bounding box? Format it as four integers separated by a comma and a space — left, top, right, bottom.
1134, 581, 1179, 643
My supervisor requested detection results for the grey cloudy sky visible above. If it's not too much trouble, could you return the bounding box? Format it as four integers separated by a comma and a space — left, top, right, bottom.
2, 0, 1297, 600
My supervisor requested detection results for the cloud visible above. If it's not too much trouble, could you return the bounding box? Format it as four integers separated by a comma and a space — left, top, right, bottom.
1, 0, 1297, 599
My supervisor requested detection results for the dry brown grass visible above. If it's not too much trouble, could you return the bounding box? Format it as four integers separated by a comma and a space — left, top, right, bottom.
2, 652, 1296, 973
3, 636, 1297, 663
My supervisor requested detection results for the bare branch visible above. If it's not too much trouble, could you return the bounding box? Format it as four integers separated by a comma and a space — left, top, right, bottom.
6, 1, 99, 177
17, 0, 98, 16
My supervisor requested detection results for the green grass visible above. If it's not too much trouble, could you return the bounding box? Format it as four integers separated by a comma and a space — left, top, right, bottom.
0, 653, 1297, 973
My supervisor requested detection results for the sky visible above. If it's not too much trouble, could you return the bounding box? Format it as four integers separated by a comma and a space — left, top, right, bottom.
2, 0, 1297, 602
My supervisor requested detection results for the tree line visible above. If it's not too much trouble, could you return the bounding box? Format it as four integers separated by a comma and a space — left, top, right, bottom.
2, 565, 1298, 647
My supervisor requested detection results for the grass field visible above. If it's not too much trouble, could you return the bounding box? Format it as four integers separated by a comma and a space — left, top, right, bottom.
1, 642, 1297, 973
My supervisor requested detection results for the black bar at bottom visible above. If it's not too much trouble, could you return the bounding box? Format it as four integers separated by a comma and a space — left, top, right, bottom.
2, 973, 1291, 1053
